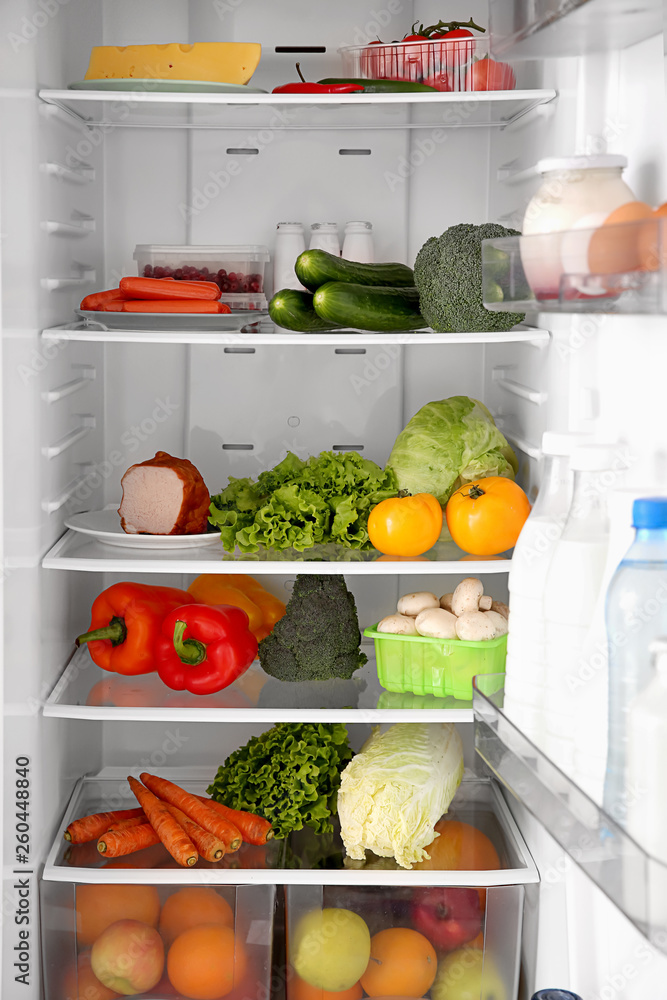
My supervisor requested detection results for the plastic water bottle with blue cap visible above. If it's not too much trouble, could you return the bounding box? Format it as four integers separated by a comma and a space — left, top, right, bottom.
603, 496, 667, 826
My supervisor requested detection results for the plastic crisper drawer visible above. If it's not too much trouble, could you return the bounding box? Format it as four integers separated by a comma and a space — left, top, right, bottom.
43, 768, 538, 887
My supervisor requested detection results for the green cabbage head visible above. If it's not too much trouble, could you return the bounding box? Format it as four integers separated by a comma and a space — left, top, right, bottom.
387, 395, 518, 506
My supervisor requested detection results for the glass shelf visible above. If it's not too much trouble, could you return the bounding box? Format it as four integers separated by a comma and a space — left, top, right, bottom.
42, 646, 486, 723
42, 530, 513, 576
490, 0, 664, 57
41, 323, 550, 347
473, 675, 667, 955
38, 88, 557, 131
43, 770, 538, 887
482, 220, 667, 315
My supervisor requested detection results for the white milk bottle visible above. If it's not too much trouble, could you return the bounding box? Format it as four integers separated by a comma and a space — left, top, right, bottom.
503, 432, 585, 743
342, 221, 374, 262
541, 444, 617, 771
309, 223, 340, 256
273, 222, 307, 291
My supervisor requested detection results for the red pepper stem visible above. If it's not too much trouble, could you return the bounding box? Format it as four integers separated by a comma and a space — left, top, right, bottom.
296, 62, 306, 83
76, 616, 127, 648
172, 620, 207, 666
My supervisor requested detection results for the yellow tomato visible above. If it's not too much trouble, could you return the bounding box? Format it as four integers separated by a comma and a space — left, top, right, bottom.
368, 493, 443, 557
446, 477, 530, 555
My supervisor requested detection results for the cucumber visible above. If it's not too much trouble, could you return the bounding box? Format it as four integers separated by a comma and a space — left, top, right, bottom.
318, 78, 438, 93
313, 282, 427, 332
295, 249, 415, 293
269, 288, 344, 332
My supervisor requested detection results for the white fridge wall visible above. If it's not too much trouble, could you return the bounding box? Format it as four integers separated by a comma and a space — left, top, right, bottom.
1, 0, 667, 996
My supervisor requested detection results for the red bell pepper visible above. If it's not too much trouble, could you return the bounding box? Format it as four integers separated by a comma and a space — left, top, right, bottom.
155, 604, 258, 695
273, 62, 364, 95
76, 582, 194, 676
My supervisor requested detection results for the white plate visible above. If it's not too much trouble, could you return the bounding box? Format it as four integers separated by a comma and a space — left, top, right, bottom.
68, 79, 268, 94
65, 508, 221, 549
77, 309, 264, 331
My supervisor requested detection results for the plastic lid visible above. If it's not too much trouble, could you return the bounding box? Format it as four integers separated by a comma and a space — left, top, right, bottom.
536, 154, 627, 174
311, 223, 338, 230
133, 244, 270, 259
276, 223, 304, 230
344, 221, 373, 231
531, 992, 583, 1000
632, 497, 667, 529
570, 443, 618, 472
541, 431, 591, 457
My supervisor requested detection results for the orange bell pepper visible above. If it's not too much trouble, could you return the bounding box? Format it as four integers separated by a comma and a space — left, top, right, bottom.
186, 574, 286, 640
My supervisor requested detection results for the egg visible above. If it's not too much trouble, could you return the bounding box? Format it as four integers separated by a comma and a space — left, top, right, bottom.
638, 201, 667, 272
587, 201, 654, 275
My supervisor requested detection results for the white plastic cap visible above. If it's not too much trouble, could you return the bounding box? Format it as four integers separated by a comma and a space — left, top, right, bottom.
541, 431, 592, 457
570, 443, 619, 472
536, 154, 627, 174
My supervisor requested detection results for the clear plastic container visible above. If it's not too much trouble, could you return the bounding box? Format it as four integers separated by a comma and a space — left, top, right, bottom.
364, 625, 507, 699
338, 38, 516, 93
133, 244, 271, 294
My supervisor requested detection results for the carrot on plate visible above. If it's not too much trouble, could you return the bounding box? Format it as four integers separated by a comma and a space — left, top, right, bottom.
122, 300, 224, 314
165, 803, 225, 862
140, 772, 242, 851
120, 276, 221, 302
127, 776, 198, 867
97, 822, 160, 858
80, 288, 125, 310
196, 795, 273, 845
64, 806, 144, 844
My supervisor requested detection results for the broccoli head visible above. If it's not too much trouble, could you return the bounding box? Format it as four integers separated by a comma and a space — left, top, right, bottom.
258, 575, 367, 682
414, 223, 526, 333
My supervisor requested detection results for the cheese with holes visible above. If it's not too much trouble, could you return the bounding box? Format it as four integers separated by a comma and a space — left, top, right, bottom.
84, 43, 261, 85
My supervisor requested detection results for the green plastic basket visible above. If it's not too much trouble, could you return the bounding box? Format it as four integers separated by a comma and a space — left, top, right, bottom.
365, 625, 507, 700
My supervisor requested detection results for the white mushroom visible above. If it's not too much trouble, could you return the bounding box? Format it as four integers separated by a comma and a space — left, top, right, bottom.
455, 611, 496, 642
491, 600, 510, 620
397, 592, 439, 617
377, 614, 419, 635
439, 593, 454, 613
479, 595, 492, 611
451, 578, 484, 618
484, 610, 509, 637
415, 608, 458, 639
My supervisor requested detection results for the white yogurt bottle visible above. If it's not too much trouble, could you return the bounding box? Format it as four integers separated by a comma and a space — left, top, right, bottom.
274, 222, 307, 291
521, 155, 637, 300
309, 223, 340, 256
342, 221, 374, 263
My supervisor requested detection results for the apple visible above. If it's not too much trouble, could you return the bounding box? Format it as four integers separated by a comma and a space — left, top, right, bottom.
410, 887, 482, 952
291, 907, 371, 992
431, 947, 506, 1000
91, 919, 164, 996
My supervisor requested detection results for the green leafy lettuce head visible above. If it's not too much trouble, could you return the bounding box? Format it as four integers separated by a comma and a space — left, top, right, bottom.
386, 395, 518, 506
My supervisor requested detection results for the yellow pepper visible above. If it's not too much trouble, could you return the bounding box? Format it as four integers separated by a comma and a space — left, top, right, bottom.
186, 574, 286, 641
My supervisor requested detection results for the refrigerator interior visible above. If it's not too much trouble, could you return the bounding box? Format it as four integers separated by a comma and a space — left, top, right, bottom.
1, 0, 667, 997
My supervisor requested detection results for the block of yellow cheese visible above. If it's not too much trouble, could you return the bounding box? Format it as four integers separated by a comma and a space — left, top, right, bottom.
84, 43, 261, 85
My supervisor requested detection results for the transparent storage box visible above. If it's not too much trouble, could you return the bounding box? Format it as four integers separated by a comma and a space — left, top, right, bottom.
338, 38, 517, 93
482, 216, 667, 314
285, 779, 537, 1000
364, 625, 507, 699
133, 244, 271, 303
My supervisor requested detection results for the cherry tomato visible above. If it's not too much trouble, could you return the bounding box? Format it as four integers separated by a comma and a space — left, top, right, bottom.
445, 477, 530, 556
466, 57, 516, 92
422, 71, 452, 92
368, 492, 443, 557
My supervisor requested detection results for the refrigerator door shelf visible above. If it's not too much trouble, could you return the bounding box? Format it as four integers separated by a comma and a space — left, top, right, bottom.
43, 771, 539, 887
473, 674, 667, 955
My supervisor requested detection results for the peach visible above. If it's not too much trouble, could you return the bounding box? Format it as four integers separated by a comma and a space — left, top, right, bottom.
91, 919, 164, 996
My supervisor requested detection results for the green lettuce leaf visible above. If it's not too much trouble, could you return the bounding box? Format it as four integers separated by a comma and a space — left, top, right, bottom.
386, 395, 516, 506
207, 723, 353, 838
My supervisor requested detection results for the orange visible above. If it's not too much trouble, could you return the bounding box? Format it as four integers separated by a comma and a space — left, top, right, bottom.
638, 201, 667, 272
75, 884, 160, 946
168, 924, 247, 1000
63, 952, 121, 1000
159, 887, 234, 948
290, 974, 363, 1000
588, 201, 654, 274
360, 928, 437, 998
413, 819, 501, 910
469, 930, 485, 949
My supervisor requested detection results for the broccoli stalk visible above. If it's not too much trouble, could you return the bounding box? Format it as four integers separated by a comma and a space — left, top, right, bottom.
258, 575, 367, 682
414, 222, 526, 333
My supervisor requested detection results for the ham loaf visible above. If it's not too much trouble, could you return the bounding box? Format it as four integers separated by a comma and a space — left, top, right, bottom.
118, 452, 210, 535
